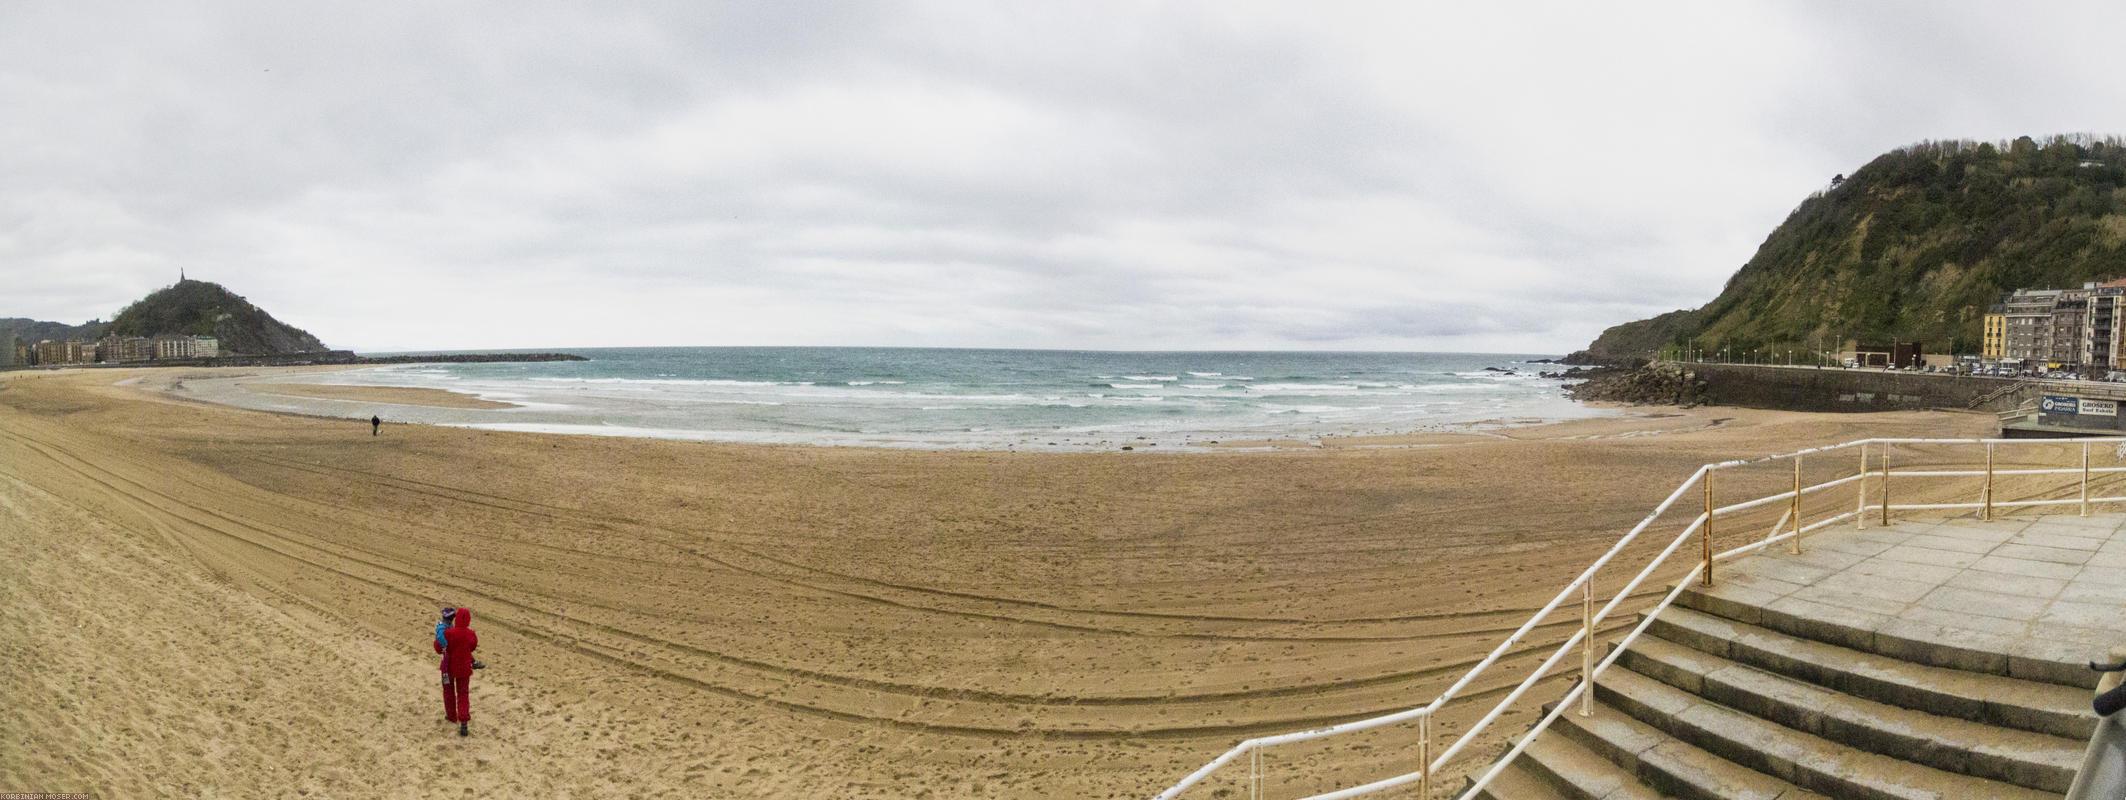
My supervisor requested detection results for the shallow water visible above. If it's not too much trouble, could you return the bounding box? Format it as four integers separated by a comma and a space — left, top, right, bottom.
200, 347, 1606, 449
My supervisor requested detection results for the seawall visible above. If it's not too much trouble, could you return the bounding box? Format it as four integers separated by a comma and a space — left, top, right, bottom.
1673, 363, 2025, 413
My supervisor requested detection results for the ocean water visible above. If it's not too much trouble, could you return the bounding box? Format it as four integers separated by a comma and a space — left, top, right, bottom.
285, 347, 1603, 449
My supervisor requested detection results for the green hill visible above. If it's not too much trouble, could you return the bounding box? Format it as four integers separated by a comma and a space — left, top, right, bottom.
1580, 134, 2126, 361
107, 279, 328, 355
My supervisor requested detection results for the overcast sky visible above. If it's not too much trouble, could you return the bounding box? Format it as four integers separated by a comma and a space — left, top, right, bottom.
6, 2, 2125, 353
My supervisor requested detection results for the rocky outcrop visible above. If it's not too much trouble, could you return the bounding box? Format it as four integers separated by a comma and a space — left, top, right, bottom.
1566, 362, 1709, 407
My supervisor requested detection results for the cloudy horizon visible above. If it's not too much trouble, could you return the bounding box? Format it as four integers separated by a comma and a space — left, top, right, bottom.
8, 2, 2126, 353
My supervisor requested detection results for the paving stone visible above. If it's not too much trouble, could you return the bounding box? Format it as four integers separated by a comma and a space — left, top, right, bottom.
1917, 586, 2050, 620
1943, 569, 2065, 600
1873, 618, 2013, 674
1901, 533, 1999, 554
1760, 595, 1888, 651
1872, 544, 1983, 569
2073, 563, 2126, 585
2036, 598, 2120, 629
2056, 579, 2126, 606
2006, 636, 2102, 688
1896, 604, 2031, 638
1784, 548, 1868, 572
1815, 573, 1939, 604
2010, 531, 2105, 551
1967, 554, 2082, 581
1847, 557, 1965, 585
1914, 522, 2019, 542
1991, 543, 2094, 565
1815, 535, 1900, 558
1736, 558, 1839, 587
1721, 570, 1808, 599
2082, 548, 2126, 567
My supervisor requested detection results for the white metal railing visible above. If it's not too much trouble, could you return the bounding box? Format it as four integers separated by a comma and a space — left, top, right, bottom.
1153, 436, 2126, 800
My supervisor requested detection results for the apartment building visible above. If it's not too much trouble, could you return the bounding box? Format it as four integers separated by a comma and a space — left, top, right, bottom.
99, 336, 154, 363
1983, 306, 2006, 360
2001, 288, 2063, 362
33, 339, 94, 365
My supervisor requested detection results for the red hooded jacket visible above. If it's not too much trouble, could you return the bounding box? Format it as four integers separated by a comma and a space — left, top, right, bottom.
442, 607, 478, 677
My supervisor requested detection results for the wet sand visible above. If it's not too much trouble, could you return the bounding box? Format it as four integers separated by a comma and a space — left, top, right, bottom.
0, 366, 1994, 798
243, 382, 522, 410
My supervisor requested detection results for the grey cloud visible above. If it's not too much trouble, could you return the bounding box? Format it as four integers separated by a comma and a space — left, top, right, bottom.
9, 3, 2126, 352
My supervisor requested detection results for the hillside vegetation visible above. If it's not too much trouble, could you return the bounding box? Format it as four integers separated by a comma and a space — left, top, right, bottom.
1582, 134, 2126, 360
107, 279, 328, 355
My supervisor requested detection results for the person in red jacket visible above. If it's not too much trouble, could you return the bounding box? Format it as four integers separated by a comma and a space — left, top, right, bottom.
439, 606, 479, 736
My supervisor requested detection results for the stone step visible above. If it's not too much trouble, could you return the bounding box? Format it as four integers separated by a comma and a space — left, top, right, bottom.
1647, 604, 2093, 740
1617, 633, 2082, 793
1468, 757, 1571, 800
1508, 720, 1664, 800
1676, 580, 2093, 689
1595, 665, 2057, 800
1547, 694, 1823, 800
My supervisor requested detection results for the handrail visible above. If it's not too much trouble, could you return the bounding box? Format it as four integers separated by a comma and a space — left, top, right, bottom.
1151, 436, 2126, 800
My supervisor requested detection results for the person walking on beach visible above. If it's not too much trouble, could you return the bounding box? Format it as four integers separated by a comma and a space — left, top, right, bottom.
437, 606, 479, 736
371, 415, 381, 436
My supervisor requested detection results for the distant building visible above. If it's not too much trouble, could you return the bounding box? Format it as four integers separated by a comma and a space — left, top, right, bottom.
192, 335, 219, 358
1852, 341, 1925, 369
1982, 306, 2006, 360
2051, 289, 2090, 366
98, 335, 154, 363
33, 339, 92, 366
154, 335, 195, 360
2001, 288, 2063, 362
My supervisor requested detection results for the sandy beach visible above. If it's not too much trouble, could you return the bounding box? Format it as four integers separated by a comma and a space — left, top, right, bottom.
0, 366, 1996, 798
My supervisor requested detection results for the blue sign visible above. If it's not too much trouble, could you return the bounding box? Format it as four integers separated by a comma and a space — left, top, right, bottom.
2042, 395, 2080, 415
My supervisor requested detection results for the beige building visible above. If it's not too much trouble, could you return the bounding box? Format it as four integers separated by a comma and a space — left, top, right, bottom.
99, 336, 154, 363
33, 339, 93, 365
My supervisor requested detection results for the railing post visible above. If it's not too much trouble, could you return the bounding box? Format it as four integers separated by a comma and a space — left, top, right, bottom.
1702, 469, 1714, 587
1580, 579, 1594, 716
1790, 455, 1803, 554
1856, 442, 1867, 530
1983, 442, 1994, 522
1249, 746, 1262, 800
2084, 441, 2092, 517
1880, 442, 1892, 527
1418, 711, 1431, 799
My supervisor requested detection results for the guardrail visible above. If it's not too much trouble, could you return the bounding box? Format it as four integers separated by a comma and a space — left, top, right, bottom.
1153, 437, 2126, 800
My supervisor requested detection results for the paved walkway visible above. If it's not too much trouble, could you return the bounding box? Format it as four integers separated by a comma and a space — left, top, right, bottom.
1704, 513, 2126, 686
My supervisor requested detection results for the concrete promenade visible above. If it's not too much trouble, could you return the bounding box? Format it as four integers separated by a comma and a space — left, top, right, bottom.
1700, 512, 2126, 688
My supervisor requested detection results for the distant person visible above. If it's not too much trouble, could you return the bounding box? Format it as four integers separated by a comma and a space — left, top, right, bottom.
438, 606, 480, 736
371, 415, 381, 436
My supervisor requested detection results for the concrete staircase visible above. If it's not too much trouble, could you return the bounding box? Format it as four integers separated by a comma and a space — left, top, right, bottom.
1472, 583, 2094, 800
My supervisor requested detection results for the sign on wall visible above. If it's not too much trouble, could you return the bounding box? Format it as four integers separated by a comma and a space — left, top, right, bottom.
2041, 395, 2120, 416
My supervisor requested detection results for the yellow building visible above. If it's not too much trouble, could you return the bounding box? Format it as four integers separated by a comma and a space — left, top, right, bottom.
1982, 309, 2006, 360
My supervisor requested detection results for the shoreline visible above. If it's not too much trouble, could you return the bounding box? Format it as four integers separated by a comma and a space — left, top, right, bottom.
143, 364, 1632, 453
